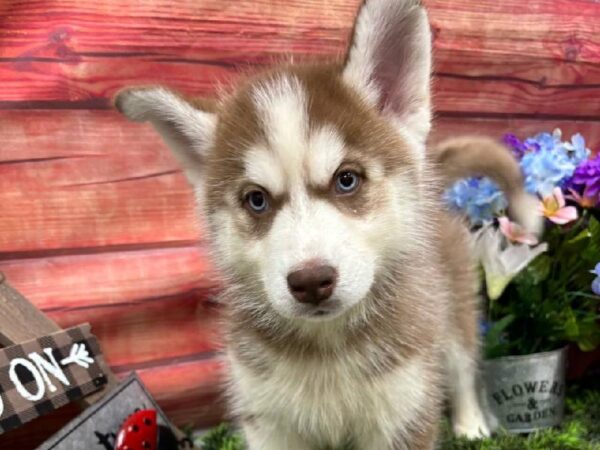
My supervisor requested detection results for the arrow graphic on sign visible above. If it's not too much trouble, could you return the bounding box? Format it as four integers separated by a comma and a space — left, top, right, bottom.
61, 343, 95, 369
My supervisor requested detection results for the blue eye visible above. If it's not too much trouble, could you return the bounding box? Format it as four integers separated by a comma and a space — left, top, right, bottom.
335, 170, 361, 194
245, 189, 269, 214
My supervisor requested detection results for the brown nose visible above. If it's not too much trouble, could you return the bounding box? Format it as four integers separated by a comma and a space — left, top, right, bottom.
287, 265, 337, 305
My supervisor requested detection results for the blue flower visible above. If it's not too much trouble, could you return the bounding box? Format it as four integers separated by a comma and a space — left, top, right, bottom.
518, 129, 591, 196
591, 263, 600, 296
520, 146, 577, 196
564, 133, 591, 166
524, 129, 562, 153
444, 177, 507, 226
593, 278, 600, 296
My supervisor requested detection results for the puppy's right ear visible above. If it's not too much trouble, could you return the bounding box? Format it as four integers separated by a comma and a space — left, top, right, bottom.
114, 87, 217, 185
343, 0, 432, 144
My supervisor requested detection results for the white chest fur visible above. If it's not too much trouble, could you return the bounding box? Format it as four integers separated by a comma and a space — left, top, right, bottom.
227, 349, 431, 447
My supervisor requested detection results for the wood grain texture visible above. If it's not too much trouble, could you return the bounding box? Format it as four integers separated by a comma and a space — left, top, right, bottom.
430, 116, 600, 150
0, 246, 221, 366
0, 0, 599, 116
0, 274, 60, 346
50, 294, 222, 369
0, 110, 199, 253
134, 355, 226, 426
0, 245, 217, 309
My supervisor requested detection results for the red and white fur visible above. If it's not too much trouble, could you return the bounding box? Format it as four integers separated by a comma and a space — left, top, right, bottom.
115, 0, 540, 448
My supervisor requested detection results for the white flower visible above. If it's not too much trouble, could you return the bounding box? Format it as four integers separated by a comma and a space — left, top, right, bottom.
472, 225, 548, 300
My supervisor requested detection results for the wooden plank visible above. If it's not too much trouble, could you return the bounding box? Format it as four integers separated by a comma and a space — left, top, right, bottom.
3, 61, 598, 116
428, 0, 600, 117
0, 0, 598, 116
428, 0, 600, 75
433, 78, 600, 118
430, 116, 600, 149
0, 246, 222, 367
0, 110, 199, 253
52, 295, 223, 369
0, 246, 217, 310
0, 0, 356, 106
133, 356, 226, 427
0, 0, 356, 59
0, 274, 60, 346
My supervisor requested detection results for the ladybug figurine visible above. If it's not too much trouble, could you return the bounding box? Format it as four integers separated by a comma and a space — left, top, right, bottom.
115, 409, 179, 450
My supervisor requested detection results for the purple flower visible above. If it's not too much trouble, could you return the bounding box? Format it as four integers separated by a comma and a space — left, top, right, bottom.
571, 154, 600, 202
503, 134, 528, 159
591, 263, 600, 295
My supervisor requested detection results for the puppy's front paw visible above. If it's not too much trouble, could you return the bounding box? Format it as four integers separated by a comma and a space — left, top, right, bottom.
453, 414, 491, 439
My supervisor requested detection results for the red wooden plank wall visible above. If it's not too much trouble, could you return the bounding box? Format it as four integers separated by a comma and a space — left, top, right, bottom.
1, 0, 599, 447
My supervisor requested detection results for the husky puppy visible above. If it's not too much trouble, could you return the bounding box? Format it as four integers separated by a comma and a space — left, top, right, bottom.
115, 0, 539, 448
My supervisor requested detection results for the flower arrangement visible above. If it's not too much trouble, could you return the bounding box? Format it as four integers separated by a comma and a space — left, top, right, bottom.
445, 129, 600, 358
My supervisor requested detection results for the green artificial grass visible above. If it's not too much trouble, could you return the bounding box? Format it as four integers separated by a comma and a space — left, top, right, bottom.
439, 388, 600, 450
195, 387, 600, 450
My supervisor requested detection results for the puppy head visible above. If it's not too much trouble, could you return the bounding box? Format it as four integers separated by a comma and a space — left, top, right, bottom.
115, 0, 432, 322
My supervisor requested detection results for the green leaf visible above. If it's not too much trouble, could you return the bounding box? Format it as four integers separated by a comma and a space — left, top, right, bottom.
578, 336, 600, 352
563, 311, 580, 340
575, 318, 600, 352
484, 314, 516, 358
566, 228, 592, 247
524, 254, 552, 285
588, 215, 600, 236
581, 217, 600, 262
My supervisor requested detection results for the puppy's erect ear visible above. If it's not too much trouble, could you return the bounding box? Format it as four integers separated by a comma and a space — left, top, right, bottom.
343, 0, 432, 143
114, 87, 217, 185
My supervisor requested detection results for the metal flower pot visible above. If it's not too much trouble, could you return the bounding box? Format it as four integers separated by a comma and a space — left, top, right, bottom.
481, 347, 567, 433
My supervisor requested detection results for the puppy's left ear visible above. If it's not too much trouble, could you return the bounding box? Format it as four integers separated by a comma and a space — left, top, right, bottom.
343, 0, 432, 143
114, 86, 217, 185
